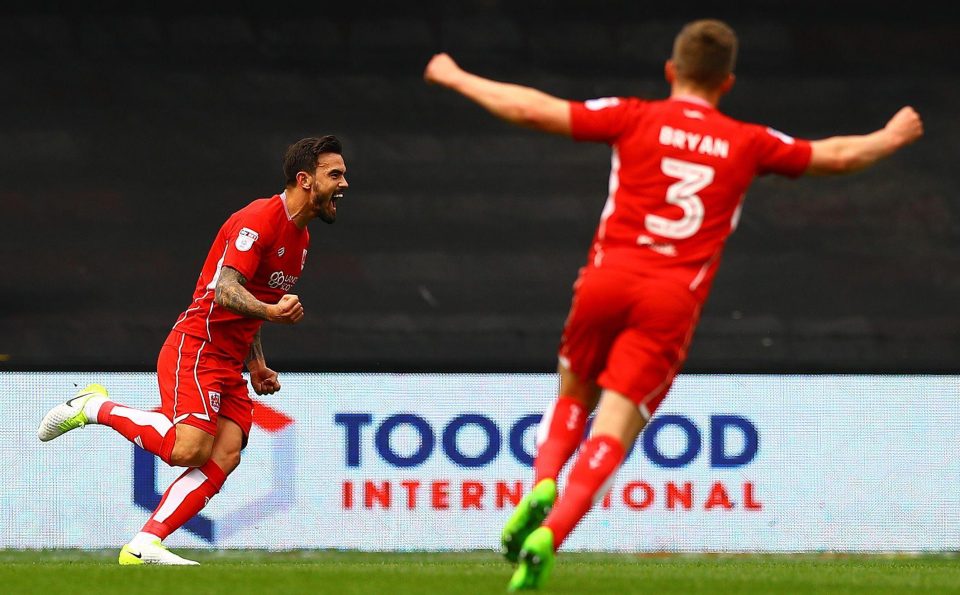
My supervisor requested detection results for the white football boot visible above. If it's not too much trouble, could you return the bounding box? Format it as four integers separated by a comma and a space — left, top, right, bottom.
37, 383, 110, 442
119, 539, 200, 566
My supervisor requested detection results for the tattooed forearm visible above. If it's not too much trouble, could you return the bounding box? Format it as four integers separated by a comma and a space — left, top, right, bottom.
246, 328, 266, 369
215, 266, 268, 320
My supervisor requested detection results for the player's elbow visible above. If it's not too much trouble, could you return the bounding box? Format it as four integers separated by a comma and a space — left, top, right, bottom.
217, 449, 242, 475
823, 154, 858, 175
213, 278, 237, 308
838, 155, 874, 175
808, 150, 862, 176
518, 111, 570, 136
809, 137, 880, 176
512, 104, 548, 129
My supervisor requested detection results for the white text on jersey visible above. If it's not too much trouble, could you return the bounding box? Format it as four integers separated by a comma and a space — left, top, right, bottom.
659, 125, 729, 159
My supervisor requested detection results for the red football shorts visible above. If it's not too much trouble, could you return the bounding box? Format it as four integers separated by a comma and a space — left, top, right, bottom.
558, 266, 702, 418
156, 330, 254, 437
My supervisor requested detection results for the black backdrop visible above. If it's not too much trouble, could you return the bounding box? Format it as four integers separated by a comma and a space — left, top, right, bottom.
2, 2, 957, 372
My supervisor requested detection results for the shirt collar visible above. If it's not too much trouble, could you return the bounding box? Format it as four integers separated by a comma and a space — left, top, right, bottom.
279, 192, 294, 221
670, 94, 714, 108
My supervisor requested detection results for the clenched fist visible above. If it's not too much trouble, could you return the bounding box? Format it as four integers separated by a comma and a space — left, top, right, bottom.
885, 106, 923, 148
250, 366, 281, 395
267, 294, 304, 324
424, 53, 464, 87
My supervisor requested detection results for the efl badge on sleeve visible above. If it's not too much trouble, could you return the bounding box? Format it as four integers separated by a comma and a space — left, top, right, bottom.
766, 127, 796, 145
301, 249, 308, 271
584, 97, 620, 111
236, 228, 260, 252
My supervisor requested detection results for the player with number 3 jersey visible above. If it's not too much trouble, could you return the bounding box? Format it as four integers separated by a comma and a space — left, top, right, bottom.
425, 18, 922, 591
571, 95, 811, 299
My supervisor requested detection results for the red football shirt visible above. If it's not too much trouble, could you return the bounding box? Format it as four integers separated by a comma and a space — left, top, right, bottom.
172, 193, 310, 363
570, 95, 812, 300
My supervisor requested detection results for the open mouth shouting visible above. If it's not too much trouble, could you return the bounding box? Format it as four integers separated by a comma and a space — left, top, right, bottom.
319, 190, 343, 224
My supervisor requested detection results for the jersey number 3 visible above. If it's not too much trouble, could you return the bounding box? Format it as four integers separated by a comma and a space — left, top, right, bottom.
645, 158, 714, 240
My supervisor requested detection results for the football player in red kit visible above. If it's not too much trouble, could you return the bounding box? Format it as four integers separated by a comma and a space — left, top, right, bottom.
425, 19, 922, 591
39, 136, 348, 564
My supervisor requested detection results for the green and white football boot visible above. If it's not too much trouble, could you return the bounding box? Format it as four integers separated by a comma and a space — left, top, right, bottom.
37, 383, 109, 442
119, 539, 199, 566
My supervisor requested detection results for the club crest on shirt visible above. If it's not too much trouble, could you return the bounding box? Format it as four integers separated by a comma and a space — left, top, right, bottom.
208, 391, 221, 413
277, 246, 285, 257
235, 228, 259, 252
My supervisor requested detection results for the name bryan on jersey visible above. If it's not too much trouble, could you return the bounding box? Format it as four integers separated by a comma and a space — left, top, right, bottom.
659, 125, 729, 158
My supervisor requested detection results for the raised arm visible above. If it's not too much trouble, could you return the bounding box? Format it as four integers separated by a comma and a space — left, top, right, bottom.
424, 53, 572, 136
215, 266, 304, 324
805, 106, 923, 176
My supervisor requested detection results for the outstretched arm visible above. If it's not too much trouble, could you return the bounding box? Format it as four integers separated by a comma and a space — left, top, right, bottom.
806, 106, 923, 176
215, 266, 304, 324
424, 53, 572, 136
246, 328, 280, 395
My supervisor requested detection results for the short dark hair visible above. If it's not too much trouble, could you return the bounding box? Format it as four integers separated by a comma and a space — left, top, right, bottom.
672, 19, 738, 88
283, 135, 343, 186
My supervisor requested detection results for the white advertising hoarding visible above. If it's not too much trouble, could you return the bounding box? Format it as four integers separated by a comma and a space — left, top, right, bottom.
3, 372, 958, 551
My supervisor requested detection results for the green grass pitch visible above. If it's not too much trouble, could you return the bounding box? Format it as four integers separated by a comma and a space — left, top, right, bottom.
2, 550, 959, 594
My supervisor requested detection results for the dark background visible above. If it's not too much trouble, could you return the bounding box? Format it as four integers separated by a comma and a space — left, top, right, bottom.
1, 2, 957, 373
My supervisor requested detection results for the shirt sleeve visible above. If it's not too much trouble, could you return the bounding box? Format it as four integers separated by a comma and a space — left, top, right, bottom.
221, 210, 272, 281
570, 97, 641, 144
753, 125, 813, 178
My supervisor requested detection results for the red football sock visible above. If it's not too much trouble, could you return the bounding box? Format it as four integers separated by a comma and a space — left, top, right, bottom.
141, 459, 227, 540
544, 435, 625, 548
98, 402, 176, 465
534, 396, 588, 484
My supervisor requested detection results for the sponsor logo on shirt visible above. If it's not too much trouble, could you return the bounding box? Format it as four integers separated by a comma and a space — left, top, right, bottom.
236, 228, 259, 252
268, 270, 299, 291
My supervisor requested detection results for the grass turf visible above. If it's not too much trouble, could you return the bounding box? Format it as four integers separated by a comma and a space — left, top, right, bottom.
1, 550, 959, 595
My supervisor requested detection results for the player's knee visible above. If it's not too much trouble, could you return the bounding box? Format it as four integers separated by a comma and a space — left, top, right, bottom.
170, 440, 213, 467
558, 366, 601, 407
215, 449, 242, 475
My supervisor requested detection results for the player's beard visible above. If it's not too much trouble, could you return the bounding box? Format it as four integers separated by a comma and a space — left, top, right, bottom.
314, 184, 337, 224
319, 205, 336, 224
